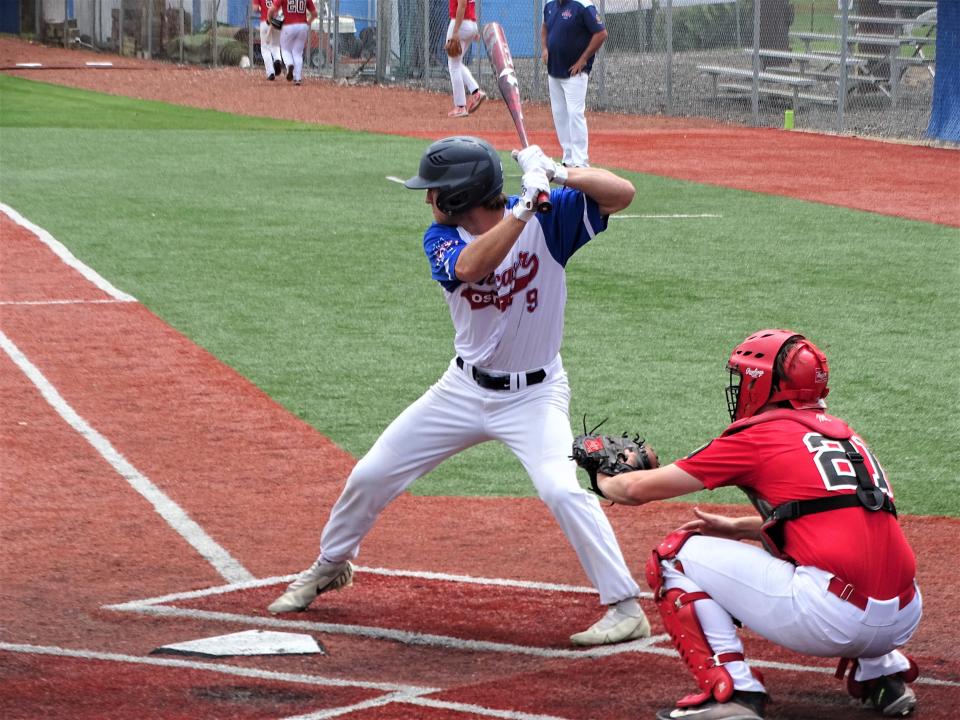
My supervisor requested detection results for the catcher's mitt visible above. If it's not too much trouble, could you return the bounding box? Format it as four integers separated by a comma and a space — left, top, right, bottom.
571, 418, 658, 500
445, 37, 462, 58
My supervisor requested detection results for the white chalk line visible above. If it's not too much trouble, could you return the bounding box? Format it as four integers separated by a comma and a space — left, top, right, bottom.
102, 566, 960, 687
0, 205, 251, 584
0, 642, 436, 695
1, 202, 136, 302
0, 298, 131, 305
612, 213, 722, 219
104, 565, 647, 610
0, 329, 254, 584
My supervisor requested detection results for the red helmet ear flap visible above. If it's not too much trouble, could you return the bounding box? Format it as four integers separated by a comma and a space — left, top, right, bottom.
770, 339, 830, 410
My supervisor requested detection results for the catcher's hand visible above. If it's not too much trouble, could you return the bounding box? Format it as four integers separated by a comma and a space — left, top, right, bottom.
445, 37, 462, 58
571, 430, 658, 500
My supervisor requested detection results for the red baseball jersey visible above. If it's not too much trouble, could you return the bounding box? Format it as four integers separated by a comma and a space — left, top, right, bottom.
676, 410, 915, 600
278, 0, 317, 24
450, 0, 477, 21
253, 0, 275, 22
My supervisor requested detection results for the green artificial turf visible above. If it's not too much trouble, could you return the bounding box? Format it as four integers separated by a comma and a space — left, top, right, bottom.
2, 75, 957, 515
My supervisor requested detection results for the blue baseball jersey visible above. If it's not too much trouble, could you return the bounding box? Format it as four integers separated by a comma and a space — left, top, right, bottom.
421, 187, 607, 372
543, 0, 606, 79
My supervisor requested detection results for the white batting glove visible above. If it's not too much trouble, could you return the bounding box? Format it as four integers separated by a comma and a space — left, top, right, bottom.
512, 146, 567, 185
512, 169, 550, 222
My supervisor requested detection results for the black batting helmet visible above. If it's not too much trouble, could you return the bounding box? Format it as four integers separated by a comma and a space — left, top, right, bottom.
404, 136, 504, 215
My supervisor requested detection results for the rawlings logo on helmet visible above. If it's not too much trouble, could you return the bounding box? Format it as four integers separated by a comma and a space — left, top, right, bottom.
745, 368, 764, 379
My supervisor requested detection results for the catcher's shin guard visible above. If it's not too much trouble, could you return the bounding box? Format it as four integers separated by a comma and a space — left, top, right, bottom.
647, 529, 740, 706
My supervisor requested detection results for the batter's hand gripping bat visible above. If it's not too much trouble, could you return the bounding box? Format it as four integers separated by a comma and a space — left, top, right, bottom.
481, 21, 552, 213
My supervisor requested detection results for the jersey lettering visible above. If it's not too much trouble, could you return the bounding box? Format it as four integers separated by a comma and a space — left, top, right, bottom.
461, 252, 540, 312
803, 432, 890, 495
286, 0, 305, 13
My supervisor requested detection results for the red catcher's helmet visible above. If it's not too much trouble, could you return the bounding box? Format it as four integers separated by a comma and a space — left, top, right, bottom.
726, 329, 830, 421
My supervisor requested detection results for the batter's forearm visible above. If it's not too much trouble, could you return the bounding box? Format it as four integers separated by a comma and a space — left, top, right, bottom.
454, 216, 525, 282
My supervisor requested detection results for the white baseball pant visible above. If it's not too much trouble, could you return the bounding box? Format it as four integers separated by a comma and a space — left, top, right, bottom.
548, 73, 590, 167
446, 19, 481, 108
258, 21, 280, 76
318, 355, 641, 606
280, 22, 309, 82
662, 535, 922, 692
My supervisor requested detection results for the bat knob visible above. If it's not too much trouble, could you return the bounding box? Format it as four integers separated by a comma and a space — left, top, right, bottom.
536, 192, 552, 214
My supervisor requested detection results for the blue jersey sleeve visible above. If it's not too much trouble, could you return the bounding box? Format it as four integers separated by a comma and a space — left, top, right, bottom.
423, 222, 466, 291
506, 187, 608, 267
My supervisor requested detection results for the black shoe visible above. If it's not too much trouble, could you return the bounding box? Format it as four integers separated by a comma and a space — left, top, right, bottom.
286, 64, 294, 81
867, 674, 916, 717
267, 73, 275, 81
656, 691, 768, 719
273, 59, 282, 75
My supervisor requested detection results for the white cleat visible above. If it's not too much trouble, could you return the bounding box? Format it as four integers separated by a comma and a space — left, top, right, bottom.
570, 602, 651, 646
267, 560, 353, 614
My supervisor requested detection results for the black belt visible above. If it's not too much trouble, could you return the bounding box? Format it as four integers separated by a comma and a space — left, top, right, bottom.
456, 357, 546, 391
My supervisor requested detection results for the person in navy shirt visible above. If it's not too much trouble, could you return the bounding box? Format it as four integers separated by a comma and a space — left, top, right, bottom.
541, 0, 608, 167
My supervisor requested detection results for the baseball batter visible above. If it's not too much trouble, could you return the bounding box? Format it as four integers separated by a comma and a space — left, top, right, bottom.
594, 329, 922, 719
268, 136, 651, 647
252, 0, 282, 80
269, 0, 317, 85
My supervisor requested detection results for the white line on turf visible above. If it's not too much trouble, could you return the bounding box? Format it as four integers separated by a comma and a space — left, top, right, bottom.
385, 175, 406, 184
0, 329, 254, 584
0, 299, 131, 305
612, 214, 722, 219
103, 565, 653, 610
1, 202, 136, 302
102, 577, 960, 686
106, 602, 671, 660
279, 691, 436, 720
0, 642, 436, 694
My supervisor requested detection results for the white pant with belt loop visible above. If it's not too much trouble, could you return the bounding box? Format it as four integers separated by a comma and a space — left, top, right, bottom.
662, 535, 922, 692
319, 355, 640, 606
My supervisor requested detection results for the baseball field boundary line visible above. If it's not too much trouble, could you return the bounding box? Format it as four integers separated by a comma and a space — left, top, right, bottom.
1, 201, 136, 302
398, 696, 571, 720
0, 327, 254, 585
103, 565, 653, 610
0, 642, 439, 695
102, 596, 960, 687
611, 213, 723, 219
0, 298, 133, 305
105, 601, 672, 660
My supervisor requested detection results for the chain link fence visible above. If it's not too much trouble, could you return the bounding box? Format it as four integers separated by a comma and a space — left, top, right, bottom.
27, 0, 937, 140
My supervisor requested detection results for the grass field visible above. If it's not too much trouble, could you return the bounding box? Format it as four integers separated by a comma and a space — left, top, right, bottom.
2, 75, 957, 515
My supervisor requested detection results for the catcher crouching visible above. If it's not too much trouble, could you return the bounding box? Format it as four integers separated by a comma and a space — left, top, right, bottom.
572, 329, 922, 720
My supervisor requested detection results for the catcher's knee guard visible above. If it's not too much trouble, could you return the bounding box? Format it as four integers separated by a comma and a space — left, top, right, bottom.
836, 656, 920, 699
647, 529, 741, 706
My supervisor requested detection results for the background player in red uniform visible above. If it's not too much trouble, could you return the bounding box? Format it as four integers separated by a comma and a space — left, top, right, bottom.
269, 0, 317, 85
443, 0, 486, 118
252, 0, 282, 80
595, 329, 922, 720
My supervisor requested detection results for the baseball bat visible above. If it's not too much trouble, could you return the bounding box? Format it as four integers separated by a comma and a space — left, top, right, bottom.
481, 22, 552, 214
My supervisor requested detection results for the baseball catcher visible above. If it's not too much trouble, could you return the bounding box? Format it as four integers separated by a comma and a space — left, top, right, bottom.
571, 419, 659, 498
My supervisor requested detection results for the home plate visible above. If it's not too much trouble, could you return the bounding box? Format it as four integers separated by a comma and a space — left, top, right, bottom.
151, 630, 325, 657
